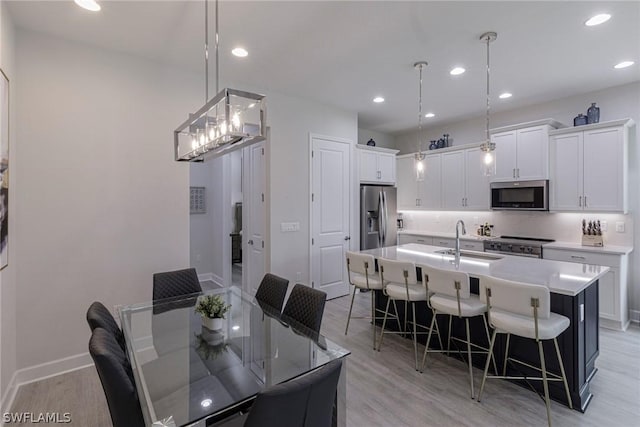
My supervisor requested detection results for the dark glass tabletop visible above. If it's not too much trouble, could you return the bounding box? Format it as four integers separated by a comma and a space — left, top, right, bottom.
118, 287, 349, 427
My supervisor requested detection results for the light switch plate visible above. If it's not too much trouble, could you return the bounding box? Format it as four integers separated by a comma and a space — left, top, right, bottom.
281, 222, 300, 232
600, 221, 607, 232
615, 221, 625, 233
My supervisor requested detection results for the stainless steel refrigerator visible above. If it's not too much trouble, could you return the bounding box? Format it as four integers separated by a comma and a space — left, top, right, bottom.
360, 185, 397, 250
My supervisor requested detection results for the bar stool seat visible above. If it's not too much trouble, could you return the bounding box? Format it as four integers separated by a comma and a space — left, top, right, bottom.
385, 283, 427, 301
430, 294, 486, 317
491, 309, 569, 340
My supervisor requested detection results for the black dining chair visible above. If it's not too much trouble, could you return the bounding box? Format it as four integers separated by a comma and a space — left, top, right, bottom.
86, 301, 126, 351
255, 273, 289, 312
152, 268, 202, 314
282, 284, 327, 334
153, 267, 202, 301
89, 328, 145, 427
219, 359, 343, 427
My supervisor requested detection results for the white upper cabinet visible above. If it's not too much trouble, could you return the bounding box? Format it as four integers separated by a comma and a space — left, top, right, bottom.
357, 145, 398, 185
490, 120, 560, 182
550, 119, 632, 213
396, 153, 442, 210
442, 148, 489, 210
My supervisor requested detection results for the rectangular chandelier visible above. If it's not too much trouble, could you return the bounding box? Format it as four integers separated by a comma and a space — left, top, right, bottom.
174, 88, 266, 162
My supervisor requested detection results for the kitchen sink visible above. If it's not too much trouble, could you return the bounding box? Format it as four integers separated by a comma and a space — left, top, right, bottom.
435, 249, 503, 261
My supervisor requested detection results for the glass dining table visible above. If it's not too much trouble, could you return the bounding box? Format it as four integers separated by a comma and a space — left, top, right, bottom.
118, 287, 350, 427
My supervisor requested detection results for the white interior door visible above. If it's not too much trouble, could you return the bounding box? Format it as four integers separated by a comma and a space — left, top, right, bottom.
243, 141, 267, 296
311, 136, 350, 300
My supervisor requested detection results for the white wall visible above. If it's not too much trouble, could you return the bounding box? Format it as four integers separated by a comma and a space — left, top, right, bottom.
189, 162, 216, 278
396, 81, 640, 316
14, 30, 196, 370
267, 92, 358, 285
358, 127, 395, 149
0, 1, 16, 407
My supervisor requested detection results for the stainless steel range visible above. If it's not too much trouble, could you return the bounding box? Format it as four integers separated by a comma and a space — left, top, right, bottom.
483, 235, 554, 258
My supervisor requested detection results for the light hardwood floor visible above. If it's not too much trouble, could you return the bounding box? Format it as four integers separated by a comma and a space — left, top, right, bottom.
10, 291, 640, 426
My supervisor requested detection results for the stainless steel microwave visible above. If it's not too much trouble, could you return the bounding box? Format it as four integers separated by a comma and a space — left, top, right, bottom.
490, 180, 549, 211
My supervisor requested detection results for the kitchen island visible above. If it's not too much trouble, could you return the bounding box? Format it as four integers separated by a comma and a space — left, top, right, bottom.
360, 243, 609, 412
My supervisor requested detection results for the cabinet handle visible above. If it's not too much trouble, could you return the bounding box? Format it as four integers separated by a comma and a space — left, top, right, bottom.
463, 244, 474, 248
579, 196, 582, 207
584, 195, 588, 207
416, 198, 421, 207
517, 168, 520, 178
513, 168, 516, 178
439, 241, 448, 245
571, 255, 586, 260
417, 239, 425, 243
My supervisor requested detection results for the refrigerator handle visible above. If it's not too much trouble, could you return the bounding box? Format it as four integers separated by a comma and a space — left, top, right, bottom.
381, 191, 388, 245
378, 191, 384, 247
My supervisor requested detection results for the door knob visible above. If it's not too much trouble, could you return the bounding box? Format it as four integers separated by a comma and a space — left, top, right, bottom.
248, 239, 254, 245
344, 236, 351, 241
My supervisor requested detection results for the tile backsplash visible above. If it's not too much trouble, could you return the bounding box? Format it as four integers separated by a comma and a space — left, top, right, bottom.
399, 210, 634, 247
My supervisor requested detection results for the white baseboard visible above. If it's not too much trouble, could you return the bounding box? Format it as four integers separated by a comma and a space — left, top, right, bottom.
1, 370, 18, 420
198, 272, 214, 283
0, 352, 93, 423
630, 309, 640, 325
211, 273, 223, 287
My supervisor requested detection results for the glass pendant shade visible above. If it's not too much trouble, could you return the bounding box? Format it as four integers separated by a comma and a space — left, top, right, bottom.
415, 153, 425, 181
174, 88, 266, 162
480, 141, 496, 176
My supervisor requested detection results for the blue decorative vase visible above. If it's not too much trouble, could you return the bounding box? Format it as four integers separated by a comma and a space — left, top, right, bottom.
429, 140, 437, 150
587, 103, 600, 124
574, 114, 588, 126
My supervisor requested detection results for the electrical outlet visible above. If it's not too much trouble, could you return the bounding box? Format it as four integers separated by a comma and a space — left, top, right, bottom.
600, 221, 608, 232
281, 222, 300, 232
615, 221, 625, 233
473, 216, 479, 226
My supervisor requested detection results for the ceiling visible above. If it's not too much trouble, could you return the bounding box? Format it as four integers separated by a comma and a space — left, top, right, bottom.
6, 1, 640, 134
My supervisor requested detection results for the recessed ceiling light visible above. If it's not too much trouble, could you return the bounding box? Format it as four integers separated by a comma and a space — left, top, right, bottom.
74, 0, 101, 11
585, 13, 611, 26
450, 67, 465, 76
200, 399, 213, 408
232, 325, 240, 331
231, 47, 248, 58
499, 92, 513, 99
373, 96, 385, 103
425, 113, 435, 118
614, 61, 634, 69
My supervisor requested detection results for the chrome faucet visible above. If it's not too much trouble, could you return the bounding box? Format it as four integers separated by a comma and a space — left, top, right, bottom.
455, 220, 467, 264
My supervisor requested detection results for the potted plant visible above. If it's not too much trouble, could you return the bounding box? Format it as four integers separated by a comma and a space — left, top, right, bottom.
195, 294, 231, 331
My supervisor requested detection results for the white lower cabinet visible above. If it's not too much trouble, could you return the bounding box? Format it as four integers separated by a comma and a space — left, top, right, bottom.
398, 234, 433, 245
543, 247, 629, 330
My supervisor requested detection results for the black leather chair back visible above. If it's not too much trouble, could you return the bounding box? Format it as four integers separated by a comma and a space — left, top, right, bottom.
89, 328, 145, 427
86, 301, 126, 351
282, 284, 327, 334
153, 267, 202, 301
255, 273, 289, 312
243, 359, 342, 427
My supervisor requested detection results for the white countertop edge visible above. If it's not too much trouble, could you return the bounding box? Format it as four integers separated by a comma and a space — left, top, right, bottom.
544, 241, 633, 255
398, 230, 492, 241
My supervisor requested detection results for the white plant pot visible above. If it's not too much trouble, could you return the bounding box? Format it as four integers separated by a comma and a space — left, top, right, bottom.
202, 316, 223, 331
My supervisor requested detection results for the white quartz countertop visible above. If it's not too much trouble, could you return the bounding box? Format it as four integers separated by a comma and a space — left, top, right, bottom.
360, 243, 609, 297
543, 241, 633, 255
398, 230, 492, 241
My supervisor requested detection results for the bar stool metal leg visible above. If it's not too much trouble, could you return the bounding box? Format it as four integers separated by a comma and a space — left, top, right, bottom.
538, 340, 552, 427
465, 318, 474, 399
371, 291, 377, 350
447, 315, 452, 356
419, 312, 438, 372
477, 329, 497, 403
412, 303, 418, 371
377, 298, 392, 351
344, 286, 357, 335
482, 314, 498, 375
503, 333, 511, 376
554, 338, 573, 410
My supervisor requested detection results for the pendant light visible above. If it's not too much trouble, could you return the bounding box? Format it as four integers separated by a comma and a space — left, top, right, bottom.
414, 61, 428, 181
479, 31, 497, 176
173, 0, 266, 162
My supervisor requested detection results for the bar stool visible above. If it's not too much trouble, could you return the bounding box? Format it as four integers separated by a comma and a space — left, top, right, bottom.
344, 251, 386, 349
377, 258, 432, 370
418, 265, 496, 399
477, 276, 573, 427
